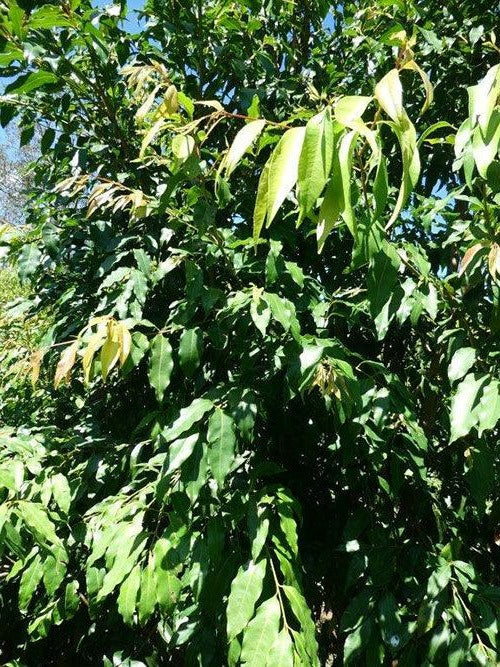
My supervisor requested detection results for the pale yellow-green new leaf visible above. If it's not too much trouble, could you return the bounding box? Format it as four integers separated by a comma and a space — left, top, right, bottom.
375, 69, 404, 122
334, 96, 372, 126
386, 117, 420, 229
266, 126, 306, 226
297, 109, 334, 222
338, 130, 359, 239
222, 119, 266, 179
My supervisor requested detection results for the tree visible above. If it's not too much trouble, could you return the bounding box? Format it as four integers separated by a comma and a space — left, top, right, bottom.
0, 1, 498, 664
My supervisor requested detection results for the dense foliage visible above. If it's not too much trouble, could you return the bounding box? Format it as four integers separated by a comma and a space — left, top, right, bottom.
0, 0, 499, 664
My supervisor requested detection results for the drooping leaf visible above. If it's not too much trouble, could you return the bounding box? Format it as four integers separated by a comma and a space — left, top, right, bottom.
240, 596, 281, 666
148, 334, 174, 402
267, 630, 294, 667
222, 119, 266, 178
297, 109, 334, 221
449, 373, 488, 443
178, 327, 203, 377
266, 126, 306, 226
117, 564, 141, 625
138, 561, 157, 624
227, 559, 267, 641
207, 408, 236, 487
375, 69, 404, 122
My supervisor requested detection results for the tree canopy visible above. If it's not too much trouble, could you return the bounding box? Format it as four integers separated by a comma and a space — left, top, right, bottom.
0, 0, 499, 664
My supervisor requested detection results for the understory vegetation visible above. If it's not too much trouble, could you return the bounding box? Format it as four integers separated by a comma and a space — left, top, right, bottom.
0, 0, 498, 664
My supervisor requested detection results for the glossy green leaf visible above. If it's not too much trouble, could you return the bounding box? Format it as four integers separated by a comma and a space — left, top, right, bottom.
448, 347, 476, 383
240, 596, 281, 666
223, 119, 266, 178
117, 564, 141, 625
227, 559, 267, 641
297, 109, 334, 221
266, 126, 306, 226
449, 373, 488, 443
161, 398, 214, 442
267, 630, 294, 667
138, 561, 157, 624
148, 334, 174, 402
207, 408, 236, 487
178, 327, 202, 377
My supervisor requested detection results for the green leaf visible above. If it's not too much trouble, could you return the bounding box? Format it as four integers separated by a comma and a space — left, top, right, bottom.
19, 554, 43, 610
375, 69, 404, 122
335, 95, 372, 126
386, 117, 420, 228
253, 157, 272, 244
449, 373, 488, 443
366, 246, 401, 340
317, 149, 344, 251
338, 130, 359, 239
227, 559, 267, 641
207, 408, 236, 487
448, 347, 476, 383
373, 154, 388, 220
42, 555, 66, 597
222, 119, 266, 178
97, 554, 139, 601
5, 71, 58, 95
282, 586, 319, 664
51, 474, 71, 515
117, 564, 141, 625
161, 398, 214, 442
29, 6, 73, 29
138, 561, 157, 624
153, 539, 181, 612
240, 596, 281, 666
266, 126, 306, 226
148, 334, 174, 402
477, 379, 500, 436
178, 327, 202, 377
16, 501, 62, 548
297, 109, 334, 221
164, 433, 199, 475
267, 630, 294, 667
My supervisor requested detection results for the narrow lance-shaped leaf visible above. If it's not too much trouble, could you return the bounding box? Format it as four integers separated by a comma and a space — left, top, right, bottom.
375, 69, 404, 122
297, 109, 334, 222
266, 126, 306, 226
338, 130, 359, 239
207, 408, 236, 487
178, 327, 202, 377
138, 560, 157, 624
385, 117, 420, 229
54, 341, 78, 389
253, 158, 272, 245
222, 119, 266, 178
317, 148, 344, 251
240, 596, 281, 666
117, 563, 141, 625
401, 60, 434, 115
148, 334, 174, 402
227, 558, 267, 641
